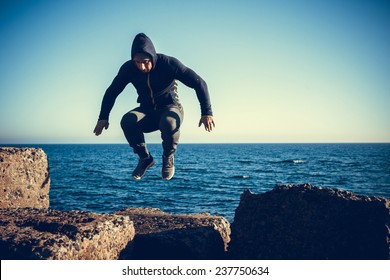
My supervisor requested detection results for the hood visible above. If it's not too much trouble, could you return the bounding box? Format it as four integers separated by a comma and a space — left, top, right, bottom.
131, 33, 157, 67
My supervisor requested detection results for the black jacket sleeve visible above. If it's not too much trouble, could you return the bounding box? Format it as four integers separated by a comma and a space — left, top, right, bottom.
172, 58, 213, 116
98, 64, 129, 120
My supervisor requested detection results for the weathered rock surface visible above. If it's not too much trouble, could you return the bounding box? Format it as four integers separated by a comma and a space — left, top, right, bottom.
0, 208, 135, 260
114, 207, 231, 259
229, 184, 390, 260
0, 147, 50, 209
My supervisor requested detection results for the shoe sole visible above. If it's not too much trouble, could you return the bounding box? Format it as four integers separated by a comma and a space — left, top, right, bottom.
132, 160, 155, 180
162, 167, 175, 181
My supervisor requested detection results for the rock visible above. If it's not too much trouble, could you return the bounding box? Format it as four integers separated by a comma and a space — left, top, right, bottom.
114, 207, 231, 259
0, 208, 135, 260
0, 147, 50, 209
229, 184, 390, 259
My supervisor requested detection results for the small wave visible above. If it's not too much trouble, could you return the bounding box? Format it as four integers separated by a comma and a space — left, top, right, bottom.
237, 160, 255, 164
255, 169, 280, 174
273, 159, 306, 164
84, 169, 107, 175
232, 175, 250, 179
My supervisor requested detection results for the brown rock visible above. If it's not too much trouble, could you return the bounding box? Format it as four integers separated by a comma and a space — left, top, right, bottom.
114, 207, 231, 259
0, 147, 50, 209
229, 184, 390, 260
0, 208, 135, 260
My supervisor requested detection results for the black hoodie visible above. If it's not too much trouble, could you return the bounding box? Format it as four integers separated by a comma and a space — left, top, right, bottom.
98, 33, 213, 120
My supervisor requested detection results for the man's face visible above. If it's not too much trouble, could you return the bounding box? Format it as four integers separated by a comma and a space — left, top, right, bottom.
133, 53, 152, 73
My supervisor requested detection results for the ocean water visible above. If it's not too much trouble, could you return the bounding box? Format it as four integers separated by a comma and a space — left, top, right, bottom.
11, 143, 390, 221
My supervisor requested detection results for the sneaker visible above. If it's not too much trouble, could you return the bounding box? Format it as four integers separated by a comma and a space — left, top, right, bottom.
132, 155, 155, 180
162, 155, 175, 180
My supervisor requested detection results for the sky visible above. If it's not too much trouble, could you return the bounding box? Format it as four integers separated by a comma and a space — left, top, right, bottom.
0, 0, 389, 144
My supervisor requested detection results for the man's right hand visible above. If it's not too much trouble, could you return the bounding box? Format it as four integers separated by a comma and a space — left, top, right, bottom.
93, 120, 109, 136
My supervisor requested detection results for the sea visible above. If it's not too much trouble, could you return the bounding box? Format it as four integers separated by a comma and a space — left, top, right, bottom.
7, 143, 390, 222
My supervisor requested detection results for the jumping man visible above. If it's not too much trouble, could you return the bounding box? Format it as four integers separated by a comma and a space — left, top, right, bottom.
93, 33, 215, 180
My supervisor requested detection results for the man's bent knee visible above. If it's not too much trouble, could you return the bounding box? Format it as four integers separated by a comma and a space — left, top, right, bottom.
159, 111, 181, 133
160, 116, 178, 132
121, 112, 139, 130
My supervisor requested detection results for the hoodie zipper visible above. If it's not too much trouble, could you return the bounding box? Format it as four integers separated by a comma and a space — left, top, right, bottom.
147, 73, 156, 110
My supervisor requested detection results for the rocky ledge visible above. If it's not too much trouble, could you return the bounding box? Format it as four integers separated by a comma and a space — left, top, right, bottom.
0, 208, 134, 260
0, 147, 50, 208
1, 147, 389, 260
229, 184, 390, 260
115, 207, 230, 259
0, 206, 229, 260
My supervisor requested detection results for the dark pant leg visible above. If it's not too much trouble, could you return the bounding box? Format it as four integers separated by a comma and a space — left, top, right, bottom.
158, 106, 184, 156
120, 108, 158, 158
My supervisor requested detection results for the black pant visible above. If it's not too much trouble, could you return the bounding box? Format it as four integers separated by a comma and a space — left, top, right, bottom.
120, 105, 184, 158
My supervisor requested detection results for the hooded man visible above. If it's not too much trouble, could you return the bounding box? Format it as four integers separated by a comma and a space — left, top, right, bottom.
93, 33, 215, 180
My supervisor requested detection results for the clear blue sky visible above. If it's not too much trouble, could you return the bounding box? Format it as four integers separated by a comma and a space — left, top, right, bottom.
1, 0, 389, 144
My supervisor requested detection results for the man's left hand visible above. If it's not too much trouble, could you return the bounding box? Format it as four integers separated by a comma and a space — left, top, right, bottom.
198, 115, 215, 132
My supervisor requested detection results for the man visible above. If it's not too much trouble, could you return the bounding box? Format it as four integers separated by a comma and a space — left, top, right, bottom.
93, 33, 215, 181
